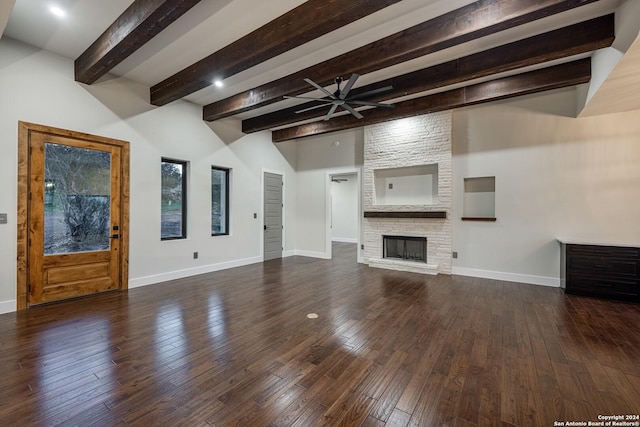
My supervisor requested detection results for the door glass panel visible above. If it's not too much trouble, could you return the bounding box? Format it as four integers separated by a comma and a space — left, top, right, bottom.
44, 143, 111, 255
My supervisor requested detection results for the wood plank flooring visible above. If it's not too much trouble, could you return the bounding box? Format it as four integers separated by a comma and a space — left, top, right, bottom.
1, 243, 640, 426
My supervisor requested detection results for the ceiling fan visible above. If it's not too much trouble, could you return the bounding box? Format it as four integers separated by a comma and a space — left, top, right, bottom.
284, 73, 393, 121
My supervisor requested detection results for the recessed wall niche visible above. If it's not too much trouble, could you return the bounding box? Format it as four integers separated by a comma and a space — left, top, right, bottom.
374, 164, 439, 206
463, 176, 496, 220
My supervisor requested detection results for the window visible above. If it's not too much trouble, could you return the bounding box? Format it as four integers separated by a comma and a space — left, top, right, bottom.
161, 158, 187, 239
211, 167, 230, 235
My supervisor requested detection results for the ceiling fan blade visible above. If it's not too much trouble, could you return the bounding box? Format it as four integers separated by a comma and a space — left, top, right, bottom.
283, 95, 333, 102
324, 104, 339, 121
350, 85, 394, 100
348, 100, 394, 108
294, 103, 334, 114
342, 104, 364, 119
339, 73, 359, 100
304, 78, 336, 99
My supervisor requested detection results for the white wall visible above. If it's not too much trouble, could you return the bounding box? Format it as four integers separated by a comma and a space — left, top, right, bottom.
331, 174, 358, 242
0, 1, 14, 36
0, 37, 297, 312
295, 129, 364, 257
3, 38, 640, 312
452, 87, 640, 286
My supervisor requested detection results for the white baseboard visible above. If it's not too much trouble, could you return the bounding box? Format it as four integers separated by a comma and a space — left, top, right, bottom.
452, 267, 560, 287
295, 250, 331, 260
129, 256, 262, 289
0, 300, 16, 314
331, 237, 358, 244
0, 264, 559, 315
131, 250, 333, 290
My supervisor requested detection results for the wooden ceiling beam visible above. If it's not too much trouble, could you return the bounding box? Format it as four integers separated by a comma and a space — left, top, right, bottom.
243, 14, 613, 133
204, 0, 599, 121
271, 59, 591, 142
75, 0, 202, 85
150, 0, 403, 106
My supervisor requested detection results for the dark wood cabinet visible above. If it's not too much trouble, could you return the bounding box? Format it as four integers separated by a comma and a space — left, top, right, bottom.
560, 242, 640, 302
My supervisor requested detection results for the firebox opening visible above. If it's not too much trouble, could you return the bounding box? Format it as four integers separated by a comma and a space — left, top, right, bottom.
383, 235, 427, 263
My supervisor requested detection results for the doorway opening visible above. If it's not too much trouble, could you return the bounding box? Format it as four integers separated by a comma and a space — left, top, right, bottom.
326, 169, 361, 262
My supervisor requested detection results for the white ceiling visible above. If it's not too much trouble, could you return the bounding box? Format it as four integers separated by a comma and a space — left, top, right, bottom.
2, 0, 638, 121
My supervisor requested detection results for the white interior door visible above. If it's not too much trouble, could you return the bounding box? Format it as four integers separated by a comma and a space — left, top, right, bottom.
263, 172, 283, 261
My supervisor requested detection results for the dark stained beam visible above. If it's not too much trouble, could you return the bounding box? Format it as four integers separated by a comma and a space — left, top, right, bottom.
204, 0, 599, 121
150, 0, 403, 106
271, 59, 591, 142
243, 14, 613, 133
75, 0, 202, 85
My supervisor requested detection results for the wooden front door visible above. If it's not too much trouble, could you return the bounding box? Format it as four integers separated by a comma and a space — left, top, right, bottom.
18, 122, 129, 307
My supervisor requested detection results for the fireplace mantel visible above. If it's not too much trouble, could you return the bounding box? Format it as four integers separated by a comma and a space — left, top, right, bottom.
364, 211, 447, 219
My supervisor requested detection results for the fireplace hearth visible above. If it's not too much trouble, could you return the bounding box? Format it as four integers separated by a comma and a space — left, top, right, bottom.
383, 236, 427, 263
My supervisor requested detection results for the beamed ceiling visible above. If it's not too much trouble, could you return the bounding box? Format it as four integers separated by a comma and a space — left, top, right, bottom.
2, 0, 635, 142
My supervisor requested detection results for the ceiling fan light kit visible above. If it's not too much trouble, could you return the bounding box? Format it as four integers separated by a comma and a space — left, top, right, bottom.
284, 73, 393, 121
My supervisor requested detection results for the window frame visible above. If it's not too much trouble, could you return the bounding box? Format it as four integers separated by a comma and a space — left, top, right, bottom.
161, 158, 188, 240
211, 166, 230, 236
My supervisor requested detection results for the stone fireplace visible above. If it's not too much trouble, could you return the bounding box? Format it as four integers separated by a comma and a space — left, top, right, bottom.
363, 112, 452, 275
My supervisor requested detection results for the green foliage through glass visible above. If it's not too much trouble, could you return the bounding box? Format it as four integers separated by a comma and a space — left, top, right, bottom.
161, 159, 187, 239
211, 167, 229, 236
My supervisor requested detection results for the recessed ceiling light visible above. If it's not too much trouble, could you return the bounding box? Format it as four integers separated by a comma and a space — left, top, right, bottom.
214, 80, 224, 88
49, 6, 66, 18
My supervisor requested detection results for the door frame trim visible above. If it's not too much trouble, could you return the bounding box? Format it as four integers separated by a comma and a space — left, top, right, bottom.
260, 168, 285, 261
325, 168, 362, 262
16, 121, 130, 310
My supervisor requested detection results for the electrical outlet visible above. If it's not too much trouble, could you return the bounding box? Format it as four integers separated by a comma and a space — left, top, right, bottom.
193, 252, 198, 259
452, 251, 458, 259
253, 213, 257, 219
0, 213, 6, 224
361, 244, 364, 250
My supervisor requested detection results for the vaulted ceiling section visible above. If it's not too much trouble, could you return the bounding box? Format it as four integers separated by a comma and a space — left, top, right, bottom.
73, 0, 618, 142
75, 0, 204, 85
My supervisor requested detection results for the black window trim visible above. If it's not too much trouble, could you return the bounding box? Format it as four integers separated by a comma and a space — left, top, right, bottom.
161, 157, 188, 241
211, 166, 230, 237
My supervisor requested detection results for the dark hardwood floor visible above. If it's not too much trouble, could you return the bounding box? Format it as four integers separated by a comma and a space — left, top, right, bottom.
1, 242, 640, 426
